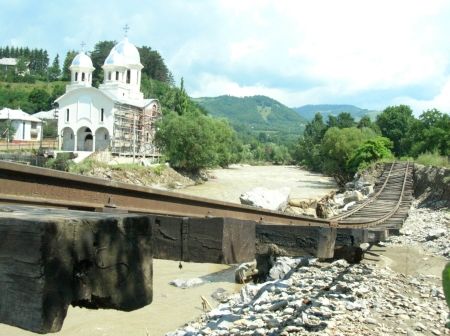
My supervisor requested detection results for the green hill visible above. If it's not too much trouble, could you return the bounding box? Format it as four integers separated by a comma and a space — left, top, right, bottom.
194, 95, 307, 134
293, 104, 380, 121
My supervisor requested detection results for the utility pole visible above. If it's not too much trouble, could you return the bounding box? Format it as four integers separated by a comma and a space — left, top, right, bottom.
132, 109, 136, 163
6, 110, 10, 151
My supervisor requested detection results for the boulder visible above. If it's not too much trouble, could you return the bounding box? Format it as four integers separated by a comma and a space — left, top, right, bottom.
235, 260, 258, 283
425, 228, 446, 241
333, 193, 346, 207
343, 190, 364, 204
240, 187, 290, 211
361, 185, 374, 196
316, 202, 336, 218
285, 206, 317, 218
288, 198, 317, 209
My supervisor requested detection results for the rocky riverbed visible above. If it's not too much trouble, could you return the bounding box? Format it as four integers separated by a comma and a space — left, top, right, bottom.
168, 204, 450, 336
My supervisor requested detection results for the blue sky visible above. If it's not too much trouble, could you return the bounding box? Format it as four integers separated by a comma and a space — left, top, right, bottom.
2, 0, 450, 114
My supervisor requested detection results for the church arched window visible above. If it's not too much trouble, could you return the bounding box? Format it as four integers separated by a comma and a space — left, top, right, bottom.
116, 71, 119, 81
75, 72, 78, 81
126, 70, 131, 84
81, 73, 85, 81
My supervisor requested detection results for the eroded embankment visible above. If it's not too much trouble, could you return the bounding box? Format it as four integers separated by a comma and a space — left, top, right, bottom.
413, 164, 450, 209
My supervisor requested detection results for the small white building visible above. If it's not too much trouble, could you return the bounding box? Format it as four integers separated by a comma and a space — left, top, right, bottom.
33, 110, 58, 120
0, 108, 43, 141
55, 37, 161, 155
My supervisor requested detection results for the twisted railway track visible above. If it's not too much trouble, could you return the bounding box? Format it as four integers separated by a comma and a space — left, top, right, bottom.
0, 160, 413, 229
334, 161, 414, 229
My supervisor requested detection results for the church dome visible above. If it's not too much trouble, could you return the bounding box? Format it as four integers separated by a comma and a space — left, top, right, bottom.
104, 38, 142, 67
71, 51, 93, 69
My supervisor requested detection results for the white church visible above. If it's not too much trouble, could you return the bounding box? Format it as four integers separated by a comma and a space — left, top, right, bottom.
56, 36, 161, 156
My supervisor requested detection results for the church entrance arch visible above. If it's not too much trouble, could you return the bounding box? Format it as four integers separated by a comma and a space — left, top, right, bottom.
84, 134, 93, 151
77, 126, 93, 151
61, 127, 75, 151
95, 127, 110, 151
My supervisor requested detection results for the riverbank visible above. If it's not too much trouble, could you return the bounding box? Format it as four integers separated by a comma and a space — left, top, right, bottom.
168, 203, 449, 336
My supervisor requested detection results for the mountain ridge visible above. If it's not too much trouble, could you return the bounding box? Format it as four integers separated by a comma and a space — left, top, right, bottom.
293, 104, 380, 121
193, 95, 307, 134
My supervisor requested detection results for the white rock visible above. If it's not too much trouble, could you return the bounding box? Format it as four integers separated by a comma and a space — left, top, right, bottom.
343, 190, 364, 204
169, 278, 204, 288
239, 187, 290, 211
364, 317, 378, 324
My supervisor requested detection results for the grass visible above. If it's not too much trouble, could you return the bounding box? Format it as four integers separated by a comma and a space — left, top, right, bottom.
414, 151, 449, 168
69, 158, 107, 174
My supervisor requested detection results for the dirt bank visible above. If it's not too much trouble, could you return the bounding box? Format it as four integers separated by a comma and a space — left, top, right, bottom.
414, 163, 450, 208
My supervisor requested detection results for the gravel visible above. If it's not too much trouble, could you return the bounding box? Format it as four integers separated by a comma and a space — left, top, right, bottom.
387, 202, 450, 258
167, 204, 450, 336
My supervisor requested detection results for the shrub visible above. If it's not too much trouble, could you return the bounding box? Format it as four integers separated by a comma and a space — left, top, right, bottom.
415, 151, 450, 168
347, 137, 393, 173
44, 152, 74, 172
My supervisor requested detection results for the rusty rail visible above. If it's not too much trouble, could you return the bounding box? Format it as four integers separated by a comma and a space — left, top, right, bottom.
0, 160, 412, 229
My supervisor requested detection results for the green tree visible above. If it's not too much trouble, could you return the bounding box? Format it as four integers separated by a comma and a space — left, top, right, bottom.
347, 136, 393, 173
138, 46, 171, 83
48, 54, 61, 81
336, 112, 356, 128
28, 88, 51, 112
295, 112, 327, 170
327, 115, 338, 128
173, 77, 189, 115
155, 111, 238, 172
62, 50, 77, 81
321, 127, 376, 185
376, 105, 414, 156
43, 120, 58, 137
408, 109, 450, 157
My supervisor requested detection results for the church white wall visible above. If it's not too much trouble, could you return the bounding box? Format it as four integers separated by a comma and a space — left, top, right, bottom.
57, 88, 115, 151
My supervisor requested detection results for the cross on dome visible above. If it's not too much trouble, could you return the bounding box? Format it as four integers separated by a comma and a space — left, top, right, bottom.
123, 24, 130, 37
80, 41, 86, 52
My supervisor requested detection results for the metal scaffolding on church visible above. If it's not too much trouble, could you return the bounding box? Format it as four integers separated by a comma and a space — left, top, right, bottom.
111, 102, 160, 157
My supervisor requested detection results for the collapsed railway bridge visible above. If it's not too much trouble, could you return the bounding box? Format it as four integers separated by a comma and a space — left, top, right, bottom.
0, 160, 413, 333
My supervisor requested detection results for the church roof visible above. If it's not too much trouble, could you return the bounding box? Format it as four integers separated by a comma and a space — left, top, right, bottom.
70, 51, 94, 69
0, 108, 42, 122
104, 38, 142, 68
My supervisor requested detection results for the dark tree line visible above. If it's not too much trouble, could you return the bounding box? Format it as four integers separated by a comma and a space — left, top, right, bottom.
1, 40, 173, 86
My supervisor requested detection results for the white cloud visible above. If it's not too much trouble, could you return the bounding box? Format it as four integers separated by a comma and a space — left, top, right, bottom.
2, 0, 450, 110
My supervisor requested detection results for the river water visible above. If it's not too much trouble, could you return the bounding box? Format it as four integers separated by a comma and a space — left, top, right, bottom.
176, 165, 337, 203
0, 165, 337, 336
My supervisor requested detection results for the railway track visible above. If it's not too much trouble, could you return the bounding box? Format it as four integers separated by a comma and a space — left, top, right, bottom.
334, 161, 414, 228
0, 160, 413, 229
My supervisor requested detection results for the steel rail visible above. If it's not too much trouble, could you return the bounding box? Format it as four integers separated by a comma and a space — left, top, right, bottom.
331, 161, 396, 220
0, 160, 412, 229
0, 160, 329, 228
337, 161, 411, 226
